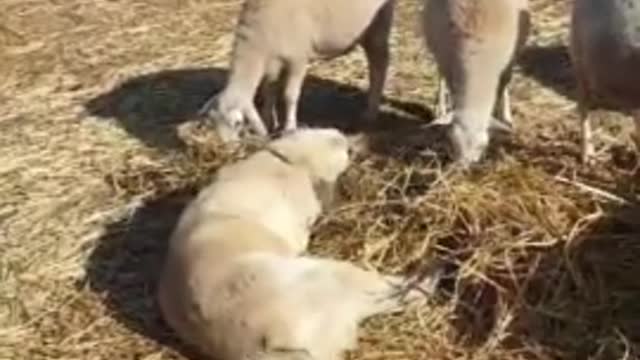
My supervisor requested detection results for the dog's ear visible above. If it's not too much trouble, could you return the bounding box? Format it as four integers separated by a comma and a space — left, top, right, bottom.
313, 179, 337, 211
346, 133, 368, 155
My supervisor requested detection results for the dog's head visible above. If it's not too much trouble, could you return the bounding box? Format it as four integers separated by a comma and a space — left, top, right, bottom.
268, 127, 351, 208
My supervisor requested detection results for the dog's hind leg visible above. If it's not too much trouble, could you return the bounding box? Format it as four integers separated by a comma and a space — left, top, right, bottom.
258, 257, 442, 360
280, 258, 441, 350
314, 258, 442, 318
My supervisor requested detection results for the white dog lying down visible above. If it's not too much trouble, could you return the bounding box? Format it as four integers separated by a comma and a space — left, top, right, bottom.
157, 128, 441, 360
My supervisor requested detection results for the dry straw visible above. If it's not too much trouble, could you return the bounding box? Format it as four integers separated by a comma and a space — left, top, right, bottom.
1, 0, 639, 359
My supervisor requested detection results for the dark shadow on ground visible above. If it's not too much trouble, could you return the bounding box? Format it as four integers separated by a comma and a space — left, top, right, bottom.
82, 188, 201, 359
360, 123, 451, 165
85, 67, 435, 151
518, 44, 576, 101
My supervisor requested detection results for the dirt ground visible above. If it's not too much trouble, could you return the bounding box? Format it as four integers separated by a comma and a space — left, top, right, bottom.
1, 0, 639, 359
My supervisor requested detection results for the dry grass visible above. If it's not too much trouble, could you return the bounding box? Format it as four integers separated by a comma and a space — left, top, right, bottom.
1, 0, 639, 359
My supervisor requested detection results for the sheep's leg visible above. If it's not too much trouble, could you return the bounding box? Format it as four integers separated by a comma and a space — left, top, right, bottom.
282, 60, 308, 131
576, 83, 595, 165
436, 77, 450, 119
632, 110, 640, 149
259, 79, 280, 133
429, 77, 455, 126
579, 106, 594, 165
632, 110, 640, 171
361, 46, 388, 123
489, 90, 515, 135
485, 65, 516, 135
214, 44, 270, 137
245, 103, 269, 137
496, 83, 513, 126
501, 86, 513, 125
431, 76, 513, 134
261, 60, 286, 133
360, 1, 394, 123
495, 63, 515, 124
572, 60, 595, 165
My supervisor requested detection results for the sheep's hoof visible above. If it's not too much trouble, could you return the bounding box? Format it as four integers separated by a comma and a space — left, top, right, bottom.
581, 155, 596, 166
454, 156, 480, 170
430, 112, 454, 126
281, 124, 298, 135
580, 144, 596, 166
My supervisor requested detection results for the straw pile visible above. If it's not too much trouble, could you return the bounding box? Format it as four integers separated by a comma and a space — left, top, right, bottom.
1, 0, 639, 359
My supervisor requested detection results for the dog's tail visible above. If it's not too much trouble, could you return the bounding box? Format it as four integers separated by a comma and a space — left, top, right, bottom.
372, 266, 444, 314
357, 261, 444, 317
289, 256, 443, 320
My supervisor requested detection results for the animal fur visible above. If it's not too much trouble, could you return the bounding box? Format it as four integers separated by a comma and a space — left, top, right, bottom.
157, 128, 440, 360
570, 0, 640, 164
422, 0, 530, 166
199, 0, 395, 143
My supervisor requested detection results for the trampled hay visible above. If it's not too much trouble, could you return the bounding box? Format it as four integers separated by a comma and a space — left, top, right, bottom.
1, 0, 639, 359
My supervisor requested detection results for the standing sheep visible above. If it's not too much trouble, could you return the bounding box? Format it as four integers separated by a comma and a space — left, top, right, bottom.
422, 0, 530, 166
200, 0, 396, 143
570, 0, 640, 164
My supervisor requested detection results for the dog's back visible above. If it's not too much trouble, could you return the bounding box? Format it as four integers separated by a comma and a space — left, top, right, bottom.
182, 149, 322, 253
158, 215, 365, 360
158, 214, 303, 359
160, 224, 438, 360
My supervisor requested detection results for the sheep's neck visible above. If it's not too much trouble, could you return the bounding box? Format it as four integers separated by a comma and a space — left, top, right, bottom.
451, 74, 499, 130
